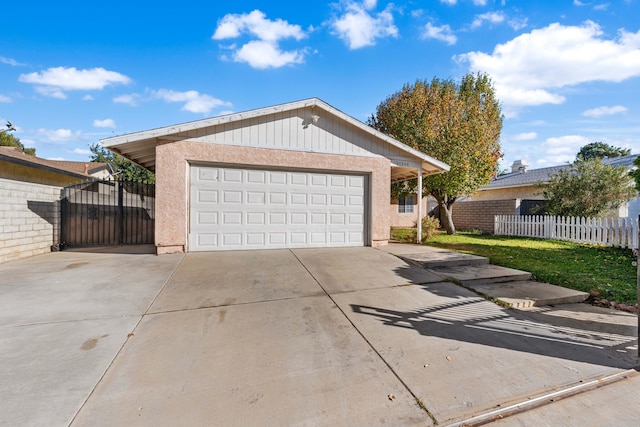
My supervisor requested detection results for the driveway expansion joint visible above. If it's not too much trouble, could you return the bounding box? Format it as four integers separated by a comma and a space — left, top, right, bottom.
289, 249, 439, 424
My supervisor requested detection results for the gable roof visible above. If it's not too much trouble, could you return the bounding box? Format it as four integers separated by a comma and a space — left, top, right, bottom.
100, 98, 450, 182
0, 146, 111, 179
481, 154, 638, 191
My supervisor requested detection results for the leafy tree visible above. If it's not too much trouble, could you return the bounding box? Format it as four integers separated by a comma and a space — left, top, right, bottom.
630, 156, 640, 191
576, 142, 630, 160
0, 132, 36, 156
89, 143, 155, 183
369, 73, 503, 234
542, 158, 635, 217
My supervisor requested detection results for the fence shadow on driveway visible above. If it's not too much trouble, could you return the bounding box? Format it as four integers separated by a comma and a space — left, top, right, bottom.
350, 281, 638, 369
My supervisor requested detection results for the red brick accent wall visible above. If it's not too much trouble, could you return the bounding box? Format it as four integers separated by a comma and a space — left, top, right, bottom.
452, 199, 518, 233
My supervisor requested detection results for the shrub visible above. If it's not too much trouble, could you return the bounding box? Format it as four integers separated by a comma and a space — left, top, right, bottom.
416, 216, 441, 243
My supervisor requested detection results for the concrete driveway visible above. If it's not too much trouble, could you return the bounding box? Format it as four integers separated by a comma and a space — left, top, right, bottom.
1, 247, 637, 426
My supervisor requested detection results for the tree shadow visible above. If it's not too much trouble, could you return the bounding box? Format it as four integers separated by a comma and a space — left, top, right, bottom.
350, 281, 638, 369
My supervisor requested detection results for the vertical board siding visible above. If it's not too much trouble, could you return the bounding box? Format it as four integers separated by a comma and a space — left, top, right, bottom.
179, 106, 420, 164
194, 109, 366, 156
494, 215, 639, 249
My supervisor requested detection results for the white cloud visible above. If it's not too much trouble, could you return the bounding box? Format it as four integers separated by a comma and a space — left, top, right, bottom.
19, 67, 131, 99
440, 0, 457, 5
507, 17, 528, 31
541, 135, 591, 164
583, 105, 628, 118
93, 119, 116, 128
456, 21, 640, 112
232, 40, 306, 69
113, 89, 231, 114
330, 1, 398, 49
213, 9, 305, 42
82, 94, 94, 101
73, 148, 91, 155
0, 94, 11, 103
473, 0, 488, 6
152, 89, 232, 114
421, 23, 457, 45
512, 132, 538, 141
0, 56, 25, 66
113, 93, 140, 106
470, 11, 527, 31
471, 12, 505, 29
212, 10, 308, 69
36, 128, 82, 143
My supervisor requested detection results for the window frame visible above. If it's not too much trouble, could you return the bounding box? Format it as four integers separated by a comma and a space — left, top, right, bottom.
397, 195, 415, 214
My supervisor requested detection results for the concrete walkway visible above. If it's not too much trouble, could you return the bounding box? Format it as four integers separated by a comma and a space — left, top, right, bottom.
0, 245, 637, 426
381, 243, 590, 308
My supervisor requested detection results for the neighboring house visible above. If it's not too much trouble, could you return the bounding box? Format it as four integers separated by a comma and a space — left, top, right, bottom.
471, 155, 640, 218
100, 98, 450, 254
390, 155, 640, 233
0, 146, 113, 263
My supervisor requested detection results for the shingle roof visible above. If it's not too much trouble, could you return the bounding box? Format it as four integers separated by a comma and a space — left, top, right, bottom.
481, 154, 638, 190
0, 146, 111, 178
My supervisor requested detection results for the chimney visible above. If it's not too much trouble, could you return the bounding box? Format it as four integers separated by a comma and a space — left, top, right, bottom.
511, 160, 529, 173
84, 163, 89, 174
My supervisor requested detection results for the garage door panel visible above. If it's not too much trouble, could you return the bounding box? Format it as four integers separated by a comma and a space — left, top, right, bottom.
223, 169, 242, 182
269, 172, 287, 185
198, 168, 219, 181
190, 166, 366, 251
269, 193, 287, 204
290, 193, 308, 205
247, 170, 266, 183
246, 192, 266, 204
198, 212, 218, 224
349, 176, 364, 187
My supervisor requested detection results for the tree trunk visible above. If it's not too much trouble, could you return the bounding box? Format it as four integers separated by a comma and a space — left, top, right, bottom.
439, 203, 456, 234
433, 194, 456, 234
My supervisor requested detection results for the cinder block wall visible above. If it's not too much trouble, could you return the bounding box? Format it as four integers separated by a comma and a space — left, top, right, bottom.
0, 178, 61, 264
452, 199, 517, 233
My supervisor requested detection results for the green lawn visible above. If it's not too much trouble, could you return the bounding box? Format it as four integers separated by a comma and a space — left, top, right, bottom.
417, 231, 637, 305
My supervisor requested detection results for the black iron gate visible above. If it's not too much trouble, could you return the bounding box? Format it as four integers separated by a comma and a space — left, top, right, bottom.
60, 179, 155, 247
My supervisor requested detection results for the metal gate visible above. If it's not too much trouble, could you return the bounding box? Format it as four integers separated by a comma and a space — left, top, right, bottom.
520, 199, 546, 216
60, 179, 155, 247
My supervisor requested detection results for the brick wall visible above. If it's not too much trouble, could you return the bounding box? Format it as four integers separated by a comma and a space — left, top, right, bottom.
452, 199, 517, 233
0, 178, 61, 264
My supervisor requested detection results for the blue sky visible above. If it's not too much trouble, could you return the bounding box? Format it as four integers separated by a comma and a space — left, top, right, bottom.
1, 0, 639, 171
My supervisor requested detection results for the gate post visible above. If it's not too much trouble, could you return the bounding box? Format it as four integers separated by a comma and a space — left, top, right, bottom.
59, 187, 67, 250
116, 181, 124, 245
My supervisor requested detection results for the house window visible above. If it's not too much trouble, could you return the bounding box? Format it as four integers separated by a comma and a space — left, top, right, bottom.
398, 195, 415, 213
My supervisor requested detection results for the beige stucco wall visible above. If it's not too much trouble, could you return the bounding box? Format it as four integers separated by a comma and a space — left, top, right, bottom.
389, 196, 429, 228
155, 141, 391, 253
471, 185, 543, 201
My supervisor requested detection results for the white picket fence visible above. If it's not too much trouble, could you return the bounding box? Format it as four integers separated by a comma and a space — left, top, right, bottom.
494, 215, 639, 249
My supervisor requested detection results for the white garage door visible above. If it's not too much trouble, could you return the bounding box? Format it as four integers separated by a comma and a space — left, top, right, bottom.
189, 165, 367, 251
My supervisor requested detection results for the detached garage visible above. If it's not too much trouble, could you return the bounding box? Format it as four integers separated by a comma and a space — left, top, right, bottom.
101, 98, 449, 254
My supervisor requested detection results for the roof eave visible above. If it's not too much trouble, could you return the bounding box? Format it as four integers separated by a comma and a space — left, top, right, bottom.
100, 97, 450, 175
0, 155, 93, 180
